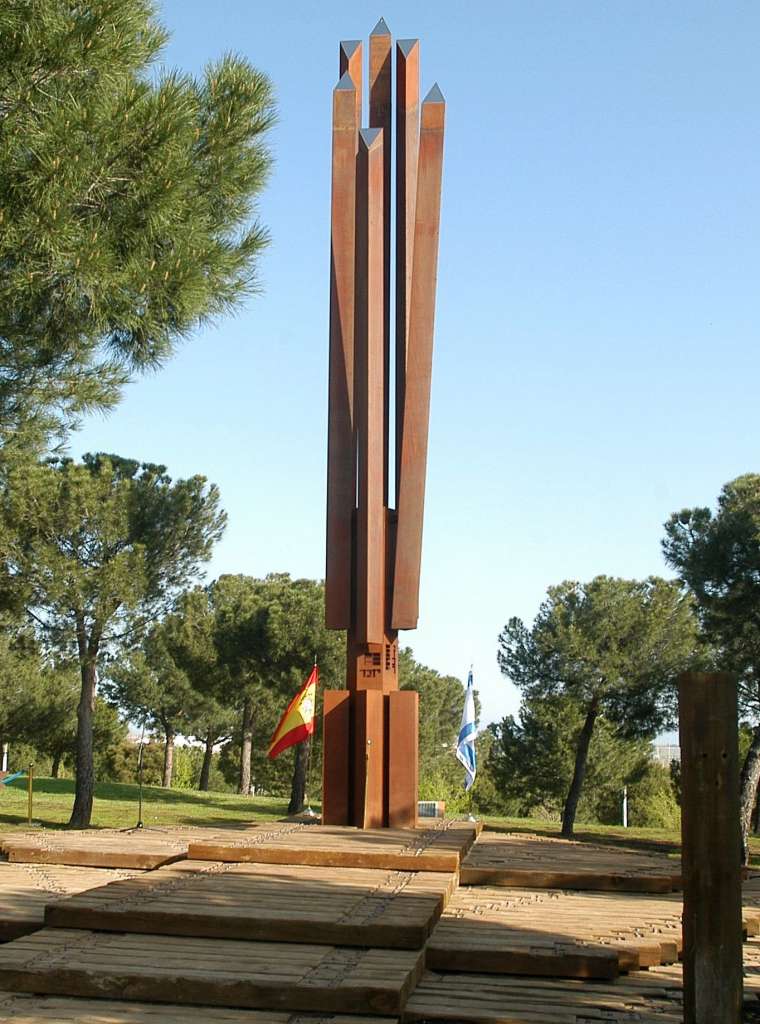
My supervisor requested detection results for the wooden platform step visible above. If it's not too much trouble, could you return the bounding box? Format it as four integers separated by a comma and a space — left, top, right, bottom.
460, 831, 681, 893
0, 993, 396, 1023
0, 863, 140, 941
0, 832, 190, 871
188, 821, 480, 873
0, 929, 423, 1015
426, 885, 692, 979
405, 940, 760, 1023
404, 968, 685, 1022
44, 859, 457, 949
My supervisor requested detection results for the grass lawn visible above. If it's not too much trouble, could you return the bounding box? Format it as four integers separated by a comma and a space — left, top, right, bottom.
0, 776, 288, 831
482, 815, 760, 867
2, 779, 758, 869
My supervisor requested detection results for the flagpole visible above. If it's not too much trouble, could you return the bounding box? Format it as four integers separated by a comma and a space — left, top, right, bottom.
303, 655, 318, 817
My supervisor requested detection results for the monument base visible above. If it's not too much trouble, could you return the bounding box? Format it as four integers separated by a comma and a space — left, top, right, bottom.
322, 688, 418, 828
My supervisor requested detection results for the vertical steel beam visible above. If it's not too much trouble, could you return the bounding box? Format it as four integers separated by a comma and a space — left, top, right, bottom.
355, 127, 386, 645
322, 690, 351, 825
387, 690, 419, 827
339, 40, 362, 127
325, 71, 360, 629
395, 40, 420, 500
369, 18, 392, 506
392, 86, 445, 630
352, 689, 386, 828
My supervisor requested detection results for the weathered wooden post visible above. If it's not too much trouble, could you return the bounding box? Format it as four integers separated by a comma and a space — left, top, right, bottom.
678, 671, 743, 1023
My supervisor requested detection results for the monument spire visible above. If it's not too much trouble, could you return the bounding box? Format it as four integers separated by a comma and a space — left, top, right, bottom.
324, 21, 445, 829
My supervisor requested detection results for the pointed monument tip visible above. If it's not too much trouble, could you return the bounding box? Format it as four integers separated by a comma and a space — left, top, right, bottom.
359, 126, 382, 148
371, 17, 391, 35
423, 83, 445, 104
340, 39, 361, 59
397, 38, 419, 57
335, 70, 356, 92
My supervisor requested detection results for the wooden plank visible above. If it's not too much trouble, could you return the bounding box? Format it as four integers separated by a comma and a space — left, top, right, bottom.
405, 943, 760, 1022
0, 992, 397, 1022
405, 955, 759, 1023
0, 863, 140, 942
405, 969, 685, 1023
427, 885, 694, 980
187, 844, 458, 873
461, 830, 681, 892
44, 860, 455, 950
188, 821, 479, 873
427, 944, 619, 982
678, 670, 743, 1024
0, 929, 424, 1016
0, 833, 190, 871
459, 866, 676, 893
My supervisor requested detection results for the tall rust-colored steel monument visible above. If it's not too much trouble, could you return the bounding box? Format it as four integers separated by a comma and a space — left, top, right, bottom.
323, 19, 445, 829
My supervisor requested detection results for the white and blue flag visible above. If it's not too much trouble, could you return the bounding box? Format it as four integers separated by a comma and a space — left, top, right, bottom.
455, 669, 477, 791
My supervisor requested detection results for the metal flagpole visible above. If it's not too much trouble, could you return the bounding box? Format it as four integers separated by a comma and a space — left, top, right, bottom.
303, 656, 318, 817
136, 722, 145, 830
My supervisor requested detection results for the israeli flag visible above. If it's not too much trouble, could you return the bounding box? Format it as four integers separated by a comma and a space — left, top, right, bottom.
456, 669, 477, 791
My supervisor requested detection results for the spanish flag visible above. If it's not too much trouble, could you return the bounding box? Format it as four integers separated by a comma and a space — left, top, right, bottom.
267, 665, 318, 759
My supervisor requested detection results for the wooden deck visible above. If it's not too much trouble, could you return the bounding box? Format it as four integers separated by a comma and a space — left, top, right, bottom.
405, 939, 760, 1022
426, 884, 686, 979
44, 859, 457, 948
0, 863, 140, 941
460, 831, 681, 892
0, 823, 758, 1019
0, 993, 397, 1023
188, 820, 481, 872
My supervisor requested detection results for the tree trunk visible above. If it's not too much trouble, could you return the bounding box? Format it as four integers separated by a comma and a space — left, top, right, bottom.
288, 739, 310, 816
739, 723, 760, 862
198, 730, 214, 792
69, 657, 97, 828
238, 699, 254, 795
162, 729, 175, 788
561, 696, 600, 839
51, 750, 62, 779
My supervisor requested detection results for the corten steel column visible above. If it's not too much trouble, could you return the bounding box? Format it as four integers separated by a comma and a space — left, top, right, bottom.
395, 39, 419, 498
392, 85, 445, 629
324, 22, 444, 829
678, 672, 743, 1024
369, 19, 392, 507
325, 67, 360, 631
354, 127, 385, 650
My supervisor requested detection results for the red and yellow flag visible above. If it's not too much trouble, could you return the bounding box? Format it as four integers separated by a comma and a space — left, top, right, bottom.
267, 665, 318, 759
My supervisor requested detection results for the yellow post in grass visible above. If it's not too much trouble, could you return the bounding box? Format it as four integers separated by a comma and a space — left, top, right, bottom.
27, 763, 33, 825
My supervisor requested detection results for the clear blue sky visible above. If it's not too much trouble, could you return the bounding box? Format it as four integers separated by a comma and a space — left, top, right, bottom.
74, 1, 760, 727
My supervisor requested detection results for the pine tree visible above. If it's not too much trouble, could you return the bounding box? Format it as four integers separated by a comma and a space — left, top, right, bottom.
498, 576, 698, 837
663, 474, 760, 858
0, 0, 275, 450
1, 452, 226, 826
104, 625, 202, 788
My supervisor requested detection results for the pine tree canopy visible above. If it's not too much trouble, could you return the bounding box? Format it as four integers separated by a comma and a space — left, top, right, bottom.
498, 575, 699, 735
0, 0, 276, 448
